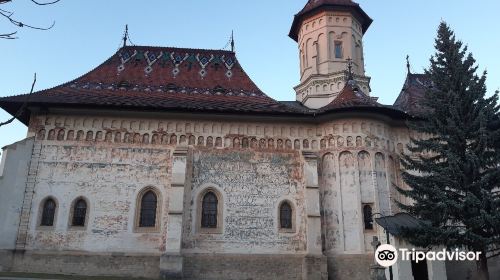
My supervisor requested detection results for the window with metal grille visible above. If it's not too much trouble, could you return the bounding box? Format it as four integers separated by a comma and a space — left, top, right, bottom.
201, 192, 218, 228
72, 199, 87, 227
280, 202, 292, 229
139, 191, 157, 227
41, 198, 56, 226
363, 204, 374, 230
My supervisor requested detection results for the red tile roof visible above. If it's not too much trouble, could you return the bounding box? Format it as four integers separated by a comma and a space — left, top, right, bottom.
0, 46, 408, 124
289, 0, 373, 41
393, 73, 433, 116
319, 83, 383, 111
78, 46, 263, 94
0, 46, 306, 121
300, 0, 360, 13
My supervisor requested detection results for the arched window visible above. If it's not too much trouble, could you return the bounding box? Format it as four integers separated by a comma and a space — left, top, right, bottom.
139, 191, 157, 227
280, 202, 293, 229
363, 204, 374, 230
72, 199, 87, 227
334, 41, 343, 59
41, 198, 56, 226
201, 192, 218, 228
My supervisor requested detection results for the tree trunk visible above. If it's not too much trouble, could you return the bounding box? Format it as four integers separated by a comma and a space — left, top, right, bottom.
475, 251, 489, 280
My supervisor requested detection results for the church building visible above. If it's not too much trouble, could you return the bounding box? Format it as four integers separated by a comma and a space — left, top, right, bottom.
0, 0, 486, 279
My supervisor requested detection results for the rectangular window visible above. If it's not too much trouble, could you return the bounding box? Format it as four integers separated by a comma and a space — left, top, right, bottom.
335, 41, 343, 59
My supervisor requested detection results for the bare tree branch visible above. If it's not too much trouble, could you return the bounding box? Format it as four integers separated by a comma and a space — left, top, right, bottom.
0, 30, 17, 39
0, 9, 55, 30
30, 0, 60, 5
0, 73, 36, 127
0, 0, 60, 4
0, 0, 60, 39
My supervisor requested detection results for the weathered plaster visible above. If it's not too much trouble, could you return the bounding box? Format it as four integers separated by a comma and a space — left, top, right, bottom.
25, 141, 172, 253
183, 149, 307, 254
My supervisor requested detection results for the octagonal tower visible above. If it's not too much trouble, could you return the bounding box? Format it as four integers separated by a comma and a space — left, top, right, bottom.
290, 0, 373, 109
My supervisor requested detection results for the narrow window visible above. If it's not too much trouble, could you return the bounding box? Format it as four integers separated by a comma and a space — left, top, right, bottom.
280, 202, 292, 229
41, 199, 56, 226
139, 191, 157, 227
72, 199, 87, 227
335, 41, 343, 59
363, 204, 374, 230
201, 192, 218, 228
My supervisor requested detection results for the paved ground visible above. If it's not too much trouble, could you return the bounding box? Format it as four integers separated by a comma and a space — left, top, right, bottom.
0, 278, 59, 280
0, 273, 151, 280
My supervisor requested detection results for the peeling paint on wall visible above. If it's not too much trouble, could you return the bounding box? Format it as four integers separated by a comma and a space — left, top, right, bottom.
183, 149, 307, 254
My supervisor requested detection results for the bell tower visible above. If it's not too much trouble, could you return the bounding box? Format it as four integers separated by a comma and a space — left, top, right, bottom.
289, 0, 373, 109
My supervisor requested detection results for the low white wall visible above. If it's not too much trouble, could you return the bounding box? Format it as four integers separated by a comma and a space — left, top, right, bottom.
0, 137, 34, 249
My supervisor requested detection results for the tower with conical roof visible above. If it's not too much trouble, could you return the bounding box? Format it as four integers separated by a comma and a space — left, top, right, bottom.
290, 0, 373, 109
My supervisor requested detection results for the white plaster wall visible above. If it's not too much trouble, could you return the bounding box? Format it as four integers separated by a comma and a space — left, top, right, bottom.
25, 141, 172, 253
0, 138, 34, 249
317, 118, 411, 256
20, 112, 412, 258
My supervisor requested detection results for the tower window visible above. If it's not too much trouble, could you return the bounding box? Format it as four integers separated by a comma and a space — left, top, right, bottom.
201, 192, 218, 228
363, 204, 374, 230
335, 41, 343, 59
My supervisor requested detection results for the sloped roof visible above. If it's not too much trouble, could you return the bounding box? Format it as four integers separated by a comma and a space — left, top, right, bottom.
0, 45, 409, 124
375, 213, 430, 237
299, 0, 361, 14
320, 83, 379, 111
393, 73, 433, 116
0, 46, 306, 123
289, 0, 373, 41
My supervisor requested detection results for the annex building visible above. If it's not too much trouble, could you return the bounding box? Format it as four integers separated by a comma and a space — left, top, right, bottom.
0, 0, 497, 279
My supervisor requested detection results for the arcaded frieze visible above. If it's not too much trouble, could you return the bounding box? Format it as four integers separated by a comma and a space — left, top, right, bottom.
29, 114, 412, 155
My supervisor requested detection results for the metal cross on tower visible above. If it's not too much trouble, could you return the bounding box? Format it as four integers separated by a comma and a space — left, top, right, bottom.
122, 25, 129, 48
406, 55, 411, 74
230, 30, 235, 52
346, 57, 354, 81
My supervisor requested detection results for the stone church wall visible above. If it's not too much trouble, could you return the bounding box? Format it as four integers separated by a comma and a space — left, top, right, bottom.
182, 254, 308, 280
23, 141, 172, 253
182, 148, 307, 254
0, 112, 413, 279
316, 120, 410, 280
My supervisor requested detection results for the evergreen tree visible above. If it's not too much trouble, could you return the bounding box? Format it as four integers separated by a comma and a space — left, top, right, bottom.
397, 22, 500, 280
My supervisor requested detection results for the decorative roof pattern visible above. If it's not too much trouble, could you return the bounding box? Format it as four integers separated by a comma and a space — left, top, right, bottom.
0, 45, 408, 124
77, 46, 263, 96
0, 46, 306, 122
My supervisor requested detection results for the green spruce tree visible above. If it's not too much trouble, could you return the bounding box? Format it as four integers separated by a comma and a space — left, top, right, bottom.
397, 22, 500, 280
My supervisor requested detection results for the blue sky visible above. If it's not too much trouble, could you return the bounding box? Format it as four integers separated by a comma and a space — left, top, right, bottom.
1, 0, 499, 149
